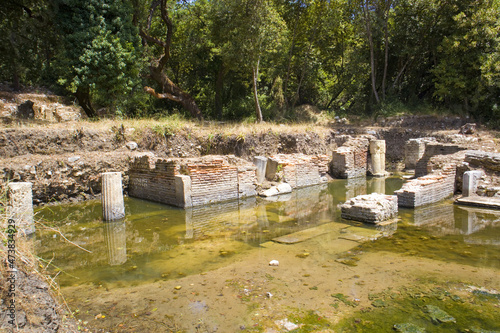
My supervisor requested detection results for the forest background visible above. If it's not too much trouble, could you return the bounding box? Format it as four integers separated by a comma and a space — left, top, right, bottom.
1, 0, 499, 124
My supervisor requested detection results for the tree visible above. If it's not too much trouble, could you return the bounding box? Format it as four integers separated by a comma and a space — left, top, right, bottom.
53, 0, 141, 118
134, 0, 203, 120
212, 0, 286, 122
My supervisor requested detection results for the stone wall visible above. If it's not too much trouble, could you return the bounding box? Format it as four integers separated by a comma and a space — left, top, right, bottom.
415, 142, 465, 177
265, 153, 330, 188
129, 154, 257, 208
405, 137, 435, 170
395, 163, 456, 208
330, 138, 370, 178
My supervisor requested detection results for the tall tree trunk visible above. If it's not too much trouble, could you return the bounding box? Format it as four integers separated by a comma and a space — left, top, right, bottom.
215, 64, 225, 120
137, 0, 203, 120
363, 1, 380, 104
252, 61, 263, 123
381, 0, 391, 100
75, 86, 98, 118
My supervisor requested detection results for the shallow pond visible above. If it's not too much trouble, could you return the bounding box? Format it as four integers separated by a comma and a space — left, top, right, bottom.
34, 176, 500, 332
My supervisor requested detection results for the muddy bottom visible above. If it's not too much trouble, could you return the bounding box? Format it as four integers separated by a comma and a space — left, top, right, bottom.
34, 179, 500, 332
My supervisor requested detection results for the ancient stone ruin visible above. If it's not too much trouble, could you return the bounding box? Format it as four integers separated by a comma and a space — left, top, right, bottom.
340, 193, 398, 224
129, 154, 257, 207
7, 182, 34, 235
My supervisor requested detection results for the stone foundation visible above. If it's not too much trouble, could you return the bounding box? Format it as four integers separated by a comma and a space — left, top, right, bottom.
129, 154, 256, 208
264, 153, 330, 187
415, 142, 465, 177
405, 137, 435, 170
330, 138, 369, 178
395, 164, 456, 208
340, 193, 398, 223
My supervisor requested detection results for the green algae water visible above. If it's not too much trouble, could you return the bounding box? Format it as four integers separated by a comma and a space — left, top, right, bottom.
34, 176, 500, 332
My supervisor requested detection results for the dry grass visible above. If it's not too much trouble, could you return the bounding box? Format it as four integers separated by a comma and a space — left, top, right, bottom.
0, 115, 336, 139
0, 185, 77, 331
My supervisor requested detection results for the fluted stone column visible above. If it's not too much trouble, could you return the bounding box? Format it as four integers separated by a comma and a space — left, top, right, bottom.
463, 170, 482, 197
104, 220, 127, 265
101, 172, 125, 221
370, 140, 387, 177
7, 182, 34, 235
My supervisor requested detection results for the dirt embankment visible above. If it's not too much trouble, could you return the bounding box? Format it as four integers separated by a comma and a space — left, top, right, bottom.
1, 115, 494, 205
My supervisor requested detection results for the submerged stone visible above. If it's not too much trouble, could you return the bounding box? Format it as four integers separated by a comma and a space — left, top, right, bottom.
393, 323, 426, 333
340, 193, 398, 223
423, 305, 456, 324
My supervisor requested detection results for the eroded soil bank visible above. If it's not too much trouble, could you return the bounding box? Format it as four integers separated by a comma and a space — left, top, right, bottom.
1, 116, 497, 205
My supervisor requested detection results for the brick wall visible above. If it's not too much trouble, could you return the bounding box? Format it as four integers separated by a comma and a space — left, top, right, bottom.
415, 142, 465, 177
396, 163, 456, 208
330, 138, 369, 178
129, 154, 258, 208
267, 153, 330, 188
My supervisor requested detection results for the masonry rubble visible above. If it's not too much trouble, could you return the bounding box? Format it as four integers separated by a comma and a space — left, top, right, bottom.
340, 193, 398, 224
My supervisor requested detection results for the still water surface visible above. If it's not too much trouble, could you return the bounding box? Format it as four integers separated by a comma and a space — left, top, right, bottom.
34, 176, 500, 332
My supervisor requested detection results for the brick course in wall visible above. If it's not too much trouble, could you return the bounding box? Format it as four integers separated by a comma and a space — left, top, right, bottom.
395, 163, 457, 208
266, 153, 330, 188
129, 154, 257, 208
330, 138, 370, 178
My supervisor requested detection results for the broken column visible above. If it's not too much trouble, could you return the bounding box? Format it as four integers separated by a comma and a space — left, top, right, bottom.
253, 156, 268, 184
462, 170, 482, 197
369, 140, 387, 177
101, 172, 125, 221
7, 182, 34, 235
340, 193, 398, 224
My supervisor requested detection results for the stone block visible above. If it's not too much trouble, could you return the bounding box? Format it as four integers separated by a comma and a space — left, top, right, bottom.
265, 158, 279, 180
7, 182, 34, 235
253, 156, 267, 184
340, 193, 398, 224
175, 175, 192, 208
463, 170, 482, 197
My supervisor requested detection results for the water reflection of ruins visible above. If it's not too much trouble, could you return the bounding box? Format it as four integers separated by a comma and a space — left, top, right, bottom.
104, 220, 127, 265
184, 184, 335, 242
408, 200, 500, 242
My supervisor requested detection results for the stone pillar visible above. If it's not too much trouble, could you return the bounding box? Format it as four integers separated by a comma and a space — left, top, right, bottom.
7, 182, 34, 235
253, 156, 268, 184
265, 158, 280, 180
175, 175, 192, 208
369, 140, 386, 177
463, 170, 482, 197
101, 172, 125, 221
104, 220, 127, 265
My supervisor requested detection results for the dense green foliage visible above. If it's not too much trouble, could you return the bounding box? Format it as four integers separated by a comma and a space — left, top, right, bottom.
1, 0, 499, 122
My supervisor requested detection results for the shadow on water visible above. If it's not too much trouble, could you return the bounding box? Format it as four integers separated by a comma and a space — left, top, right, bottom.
34, 175, 500, 289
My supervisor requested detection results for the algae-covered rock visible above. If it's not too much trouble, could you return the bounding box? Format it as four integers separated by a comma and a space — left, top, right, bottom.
393, 323, 426, 333
423, 305, 456, 324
